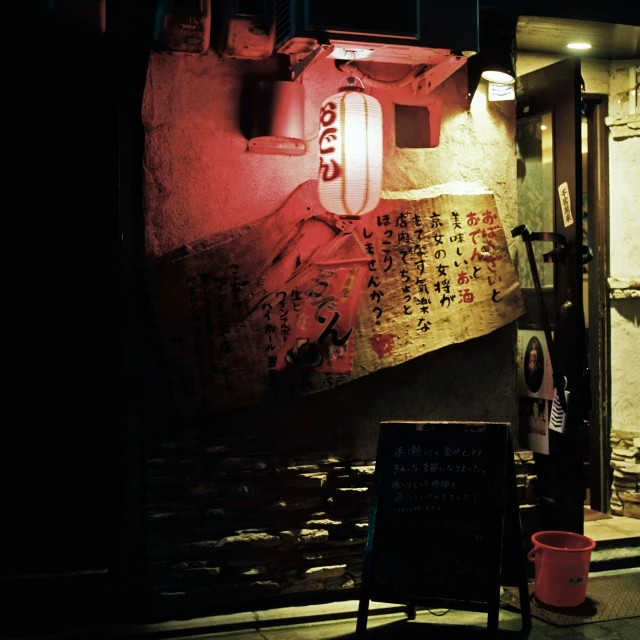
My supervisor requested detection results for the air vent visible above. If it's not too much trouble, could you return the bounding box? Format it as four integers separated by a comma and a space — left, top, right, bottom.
275, 1, 479, 63
237, 0, 266, 13
275, 0, 293, 50
306, 0, 420, 39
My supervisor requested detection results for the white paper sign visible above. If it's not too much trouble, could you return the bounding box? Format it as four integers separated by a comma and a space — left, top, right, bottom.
558, 181, 574, 227
488, 82, 515, 102
522, 397, 550, 455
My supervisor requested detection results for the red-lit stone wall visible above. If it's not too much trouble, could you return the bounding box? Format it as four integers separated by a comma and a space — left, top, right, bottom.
142, 51, 524, 616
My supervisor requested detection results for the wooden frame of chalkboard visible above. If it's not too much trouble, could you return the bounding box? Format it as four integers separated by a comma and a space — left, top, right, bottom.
356, 421, 531, 636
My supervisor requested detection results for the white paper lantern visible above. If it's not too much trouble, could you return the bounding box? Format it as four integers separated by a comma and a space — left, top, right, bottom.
318, 78, 383, 217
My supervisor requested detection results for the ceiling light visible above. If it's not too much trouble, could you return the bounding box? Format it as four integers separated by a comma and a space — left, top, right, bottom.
540, 125, 547, 130
567, 42, 592, 50
480, 38, 516, 85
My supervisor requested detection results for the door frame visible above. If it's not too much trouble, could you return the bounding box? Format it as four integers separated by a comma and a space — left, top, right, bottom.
516, 56, 588, 534
583, 94, 611, 513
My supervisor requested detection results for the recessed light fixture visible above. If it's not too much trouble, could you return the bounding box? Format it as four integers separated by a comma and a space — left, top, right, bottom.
540, 125, 548, 130
567, 42, 592, 50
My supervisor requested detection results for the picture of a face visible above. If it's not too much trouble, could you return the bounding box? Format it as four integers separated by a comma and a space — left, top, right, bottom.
524, 336, 544, 393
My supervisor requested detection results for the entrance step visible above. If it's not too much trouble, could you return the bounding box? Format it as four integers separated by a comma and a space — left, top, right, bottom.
589, 536, 640, 572
584, 513, 640, 572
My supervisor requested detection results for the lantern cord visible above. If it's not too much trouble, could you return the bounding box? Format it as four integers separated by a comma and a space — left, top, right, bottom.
334, 217, 369, 258
350, 227, 369, 257
345, 51, 357, 76
310, 219, 368, 267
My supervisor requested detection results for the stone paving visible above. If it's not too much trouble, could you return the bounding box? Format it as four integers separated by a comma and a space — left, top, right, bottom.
187, 607, 638, 640
11, 595, 637, 640
92, 570, 639, 640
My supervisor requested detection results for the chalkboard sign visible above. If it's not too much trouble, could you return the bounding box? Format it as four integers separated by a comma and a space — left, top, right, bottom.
357, 422, 531, 635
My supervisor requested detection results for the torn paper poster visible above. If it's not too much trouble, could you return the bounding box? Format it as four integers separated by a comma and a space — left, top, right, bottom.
144, 180, 525, 417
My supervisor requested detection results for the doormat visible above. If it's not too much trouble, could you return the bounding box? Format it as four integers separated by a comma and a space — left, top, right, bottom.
501, 572, 640, 626
584, 507, 613, 521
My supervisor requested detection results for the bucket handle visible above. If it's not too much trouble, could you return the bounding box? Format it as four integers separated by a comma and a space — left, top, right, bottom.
527, 546, 541, 563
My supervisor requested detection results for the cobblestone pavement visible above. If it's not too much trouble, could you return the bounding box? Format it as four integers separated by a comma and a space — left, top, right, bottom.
188, 607, 639, 640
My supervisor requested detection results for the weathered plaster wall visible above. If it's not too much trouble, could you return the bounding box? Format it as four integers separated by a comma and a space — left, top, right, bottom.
143, 51, 520, 443
143, 54, 518, 256
608, 60, 640, 438
610, 304, 639, 428
142, 51, 521, 610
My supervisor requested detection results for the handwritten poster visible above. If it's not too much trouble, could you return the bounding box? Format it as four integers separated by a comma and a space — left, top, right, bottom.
144, 180, 526, 417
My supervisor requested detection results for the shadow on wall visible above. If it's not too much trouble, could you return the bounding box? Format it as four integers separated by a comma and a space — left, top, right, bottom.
611, 297, 639, 324
239, 58, 292, 140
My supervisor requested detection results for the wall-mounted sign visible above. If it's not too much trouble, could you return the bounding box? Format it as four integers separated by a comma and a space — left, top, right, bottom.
488, 82, 515, 102
558, 181, 575, 227
145, 180, 526, 416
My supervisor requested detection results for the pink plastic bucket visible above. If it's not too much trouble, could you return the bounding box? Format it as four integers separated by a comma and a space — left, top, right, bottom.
527, 530, 596, 607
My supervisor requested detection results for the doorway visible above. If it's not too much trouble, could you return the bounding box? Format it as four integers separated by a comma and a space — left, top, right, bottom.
515, 57, 592, 534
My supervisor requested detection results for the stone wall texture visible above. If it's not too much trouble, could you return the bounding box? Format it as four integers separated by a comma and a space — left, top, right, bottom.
141, 50, 520, 451
608, 62, 640, 448
146, 431, 539, 616
610, 431, 640, 519
142, 49, 522, 614
607, 61, 640, 517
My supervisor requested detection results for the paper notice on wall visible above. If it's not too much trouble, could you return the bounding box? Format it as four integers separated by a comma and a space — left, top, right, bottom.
558, 182, 574, 227
275, 257, 368, 374
517, 330, 553, 400
521, 397, 550, 455
144, 180, 526, 417
488, 82, 516, 102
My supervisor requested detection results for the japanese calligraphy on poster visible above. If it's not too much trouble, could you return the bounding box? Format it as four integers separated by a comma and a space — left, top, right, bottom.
144, 180, 525, 417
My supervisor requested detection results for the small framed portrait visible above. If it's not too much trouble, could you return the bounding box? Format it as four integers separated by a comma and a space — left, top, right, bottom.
523, 336, 544, 393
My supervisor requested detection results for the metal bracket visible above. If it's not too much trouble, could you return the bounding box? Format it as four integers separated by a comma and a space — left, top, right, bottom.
542, 248, 566, 264
529, 231, 567, 246
543, 245, 593, 265
290, 45, 335, 82
412, 54, 467, 96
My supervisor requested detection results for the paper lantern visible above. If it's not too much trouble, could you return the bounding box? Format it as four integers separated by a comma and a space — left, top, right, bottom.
318, 77, 383, 217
